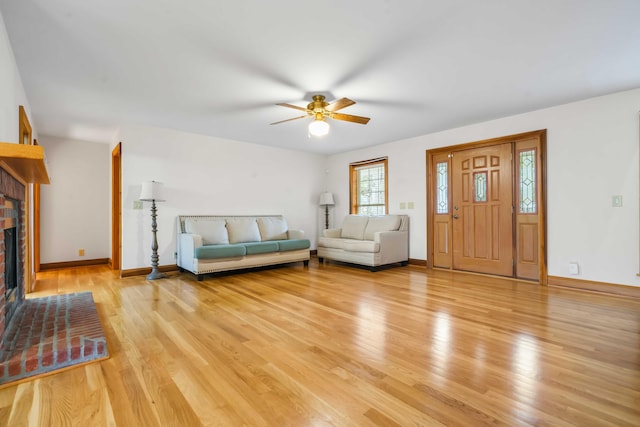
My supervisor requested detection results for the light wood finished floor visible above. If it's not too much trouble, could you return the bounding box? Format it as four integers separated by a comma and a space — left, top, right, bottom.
1, 261, 639, 426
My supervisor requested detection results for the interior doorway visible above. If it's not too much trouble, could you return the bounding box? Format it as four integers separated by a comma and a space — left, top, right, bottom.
111, 143, 121, 272
426, 130, 547, 282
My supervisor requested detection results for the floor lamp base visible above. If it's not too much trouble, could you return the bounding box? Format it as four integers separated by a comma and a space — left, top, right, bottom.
146, 269, 167, 280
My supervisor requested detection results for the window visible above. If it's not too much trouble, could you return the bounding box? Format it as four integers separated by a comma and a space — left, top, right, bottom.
349, 157, 388, 215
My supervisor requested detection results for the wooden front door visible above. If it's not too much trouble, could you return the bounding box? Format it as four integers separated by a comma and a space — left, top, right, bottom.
452, 143, 513, 276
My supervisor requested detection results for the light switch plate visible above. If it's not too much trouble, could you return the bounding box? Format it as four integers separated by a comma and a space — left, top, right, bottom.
400, 202, 406, 209
612, 195, 623, 207
408, 202, 415, 209
133, 200, 143, 210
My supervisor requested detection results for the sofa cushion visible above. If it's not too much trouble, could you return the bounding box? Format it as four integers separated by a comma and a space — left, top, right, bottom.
343, 240, 380, 253
184, 218, 229, 245
317, 237, 346, 250
195, 244, 246, 259
257, 217, 288, 241
340, 215, 369, 240
244, 241, 279, 255
226, 219, 261, 243
276, 239, 311, 252
363, 215, 402, 240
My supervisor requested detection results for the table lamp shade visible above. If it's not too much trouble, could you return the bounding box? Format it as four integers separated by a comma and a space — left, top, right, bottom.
140, 181, 165, 201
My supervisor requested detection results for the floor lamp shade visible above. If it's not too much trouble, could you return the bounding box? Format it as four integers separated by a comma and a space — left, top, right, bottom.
139, 181, 165, 201
319, 192, 335, 206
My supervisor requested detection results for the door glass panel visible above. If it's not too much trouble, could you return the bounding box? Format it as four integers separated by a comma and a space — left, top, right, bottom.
436, 161, 448, 213
519, 149, 536, 213
474, 172, 487, 202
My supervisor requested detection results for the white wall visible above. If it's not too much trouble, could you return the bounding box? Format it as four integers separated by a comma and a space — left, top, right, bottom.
38, 136, 110, 263
5, 9, 638, 286
0, 10, 33, 143
326, 88, 640, 287
119, 125, 327, 271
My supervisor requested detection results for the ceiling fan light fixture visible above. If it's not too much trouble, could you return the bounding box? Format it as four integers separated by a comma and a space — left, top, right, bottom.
308, 117, 329, 137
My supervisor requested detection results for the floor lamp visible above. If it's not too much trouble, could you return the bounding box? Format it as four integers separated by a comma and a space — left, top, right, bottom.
140, 181, 167, 280
319, 192, 335, 229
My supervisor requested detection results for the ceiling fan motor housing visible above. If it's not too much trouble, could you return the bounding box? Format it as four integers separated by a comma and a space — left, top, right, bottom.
308, 95, 329, 113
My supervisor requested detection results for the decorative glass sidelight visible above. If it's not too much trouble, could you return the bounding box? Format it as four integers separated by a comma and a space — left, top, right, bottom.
519, 149, 536, 213
474, 172, 487, 202
436, 162, 448, 213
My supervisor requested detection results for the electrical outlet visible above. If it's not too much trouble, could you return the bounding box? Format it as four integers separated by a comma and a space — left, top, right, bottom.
569, 262, 579, 275
133, 200, 143, 210
78, 249, 85, 257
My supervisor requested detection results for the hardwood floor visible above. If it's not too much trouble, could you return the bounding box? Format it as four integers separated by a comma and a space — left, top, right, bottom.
1, 261, 639, 426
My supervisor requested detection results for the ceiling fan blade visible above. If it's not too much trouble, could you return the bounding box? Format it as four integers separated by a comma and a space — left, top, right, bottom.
331, 112, 370, 124
325, 97, 355, 112
270, 115, 308, 125
276, 103, 308, 112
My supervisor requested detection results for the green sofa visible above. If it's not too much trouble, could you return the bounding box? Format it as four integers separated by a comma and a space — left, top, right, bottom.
177, 215, 310, 280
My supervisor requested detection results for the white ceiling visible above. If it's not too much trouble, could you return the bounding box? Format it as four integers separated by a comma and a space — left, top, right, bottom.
1, 1, 639, 154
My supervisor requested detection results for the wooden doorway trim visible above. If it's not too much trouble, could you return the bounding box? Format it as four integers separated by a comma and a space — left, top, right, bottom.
18, 106, 36, 292
111, 142, 122, 271
33, 139, 41, 273
426, 129, 547, 283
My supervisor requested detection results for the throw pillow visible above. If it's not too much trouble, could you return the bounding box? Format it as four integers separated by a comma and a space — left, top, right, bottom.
257, 217, 288, 241
184, 218, 229, 245
226, 219, 262, 243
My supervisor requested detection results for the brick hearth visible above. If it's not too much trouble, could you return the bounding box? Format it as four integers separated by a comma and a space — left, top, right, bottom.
0, 292, 108, 384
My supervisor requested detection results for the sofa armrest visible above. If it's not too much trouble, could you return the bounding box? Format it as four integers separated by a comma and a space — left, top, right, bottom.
375, 230, 409, 264
181, 233, 203, 248
322, 228, 342, 238
287, 229, 305, 240
178, 233, 203, 269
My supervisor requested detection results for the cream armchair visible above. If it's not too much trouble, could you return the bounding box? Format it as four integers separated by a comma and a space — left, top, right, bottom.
317, 215, 409, 270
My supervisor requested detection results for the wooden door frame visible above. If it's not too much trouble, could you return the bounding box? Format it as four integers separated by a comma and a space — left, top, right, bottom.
111, 142, 121, 271
426, 129, 547, 283
34, 139, 40, 274
19, 106, 36, 291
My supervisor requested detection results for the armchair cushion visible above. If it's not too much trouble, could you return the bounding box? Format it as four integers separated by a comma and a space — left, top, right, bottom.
317, 237, 346, 250
340, 215, 369, 240
363, 215, 401, 240
343, 240, 380, 253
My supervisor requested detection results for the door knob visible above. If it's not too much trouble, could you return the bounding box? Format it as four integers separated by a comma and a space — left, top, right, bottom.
453, 214, 459, 219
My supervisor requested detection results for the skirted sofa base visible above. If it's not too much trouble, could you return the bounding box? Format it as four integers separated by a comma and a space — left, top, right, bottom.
177, 215, 310, 280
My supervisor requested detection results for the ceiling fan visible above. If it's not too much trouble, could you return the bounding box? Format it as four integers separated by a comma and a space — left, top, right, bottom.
271, 95, 370, 136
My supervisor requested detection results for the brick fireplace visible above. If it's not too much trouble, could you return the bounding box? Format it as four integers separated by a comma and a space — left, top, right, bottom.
0, 167, 26, 353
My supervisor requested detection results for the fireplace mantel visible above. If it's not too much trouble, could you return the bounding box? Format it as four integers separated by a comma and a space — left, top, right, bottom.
0, 141, 50, 184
